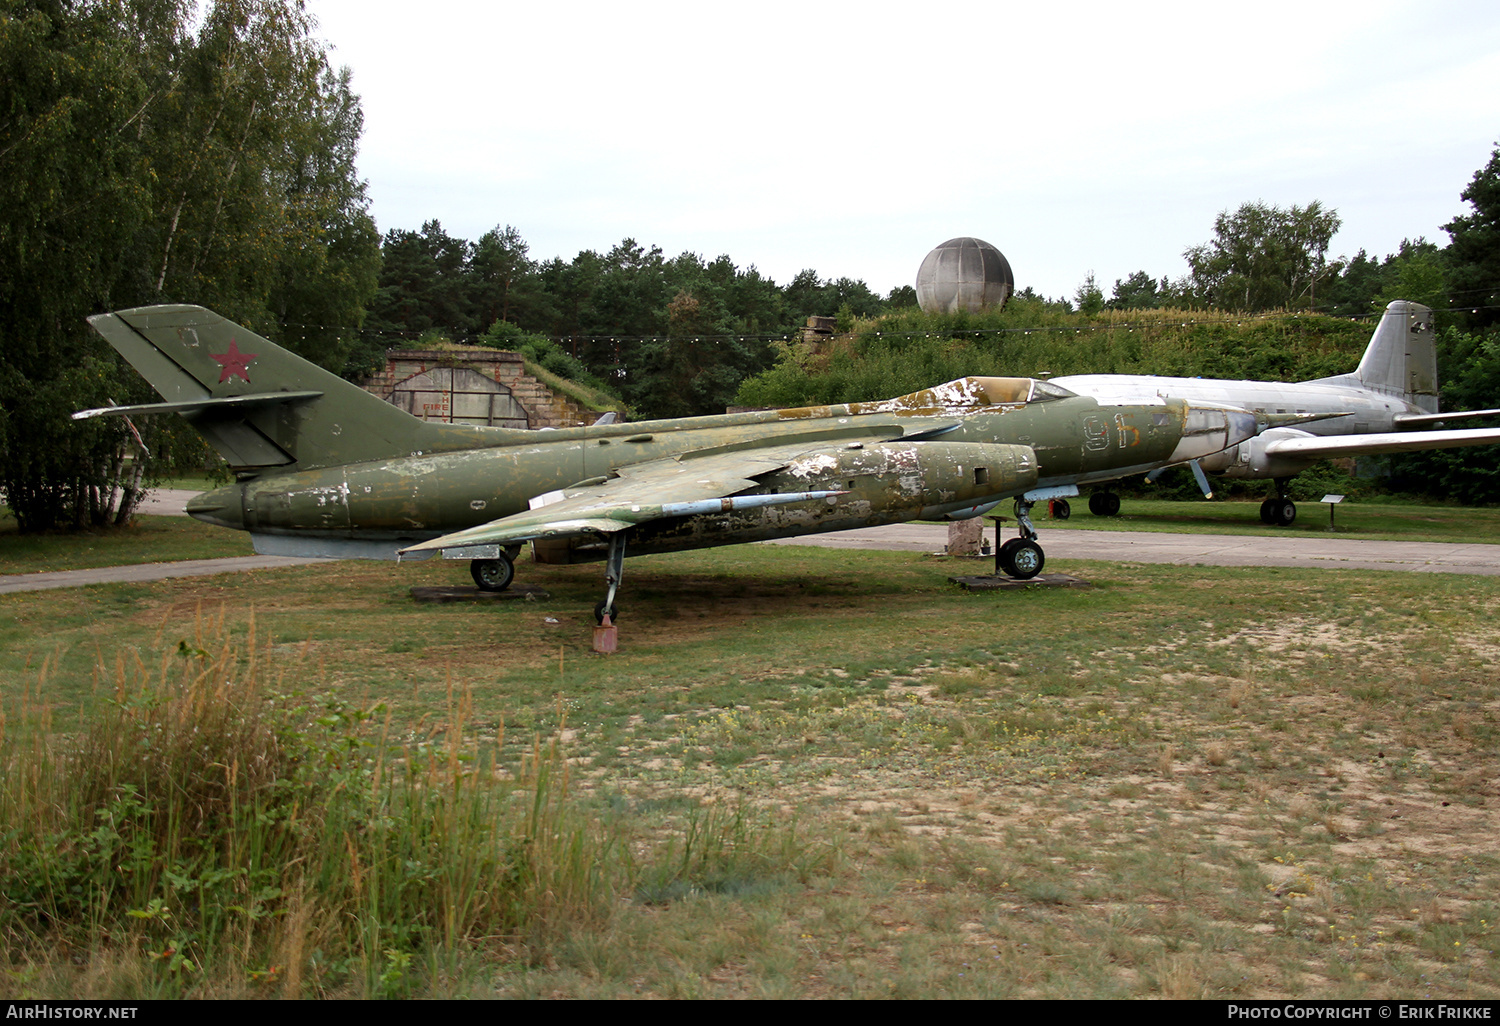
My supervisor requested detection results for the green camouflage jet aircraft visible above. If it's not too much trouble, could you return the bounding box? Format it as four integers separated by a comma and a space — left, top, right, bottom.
79, 305, 1278, 619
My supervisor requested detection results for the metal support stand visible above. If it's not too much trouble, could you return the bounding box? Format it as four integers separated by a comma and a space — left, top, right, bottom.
593, 617, 618, 653
1321, 493, 1344, 532
987, 515, 1010, 575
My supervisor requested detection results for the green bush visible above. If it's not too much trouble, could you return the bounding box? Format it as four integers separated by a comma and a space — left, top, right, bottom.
735, 307, 1373, 408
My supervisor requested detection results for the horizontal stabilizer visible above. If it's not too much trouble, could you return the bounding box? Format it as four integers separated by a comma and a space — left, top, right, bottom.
1263, 427, 1500, 460
72, 391, 324, 421
1394, 408, 1500, 428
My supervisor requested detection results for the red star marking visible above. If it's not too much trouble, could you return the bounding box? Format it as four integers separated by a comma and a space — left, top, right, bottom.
211, 339, 257, 383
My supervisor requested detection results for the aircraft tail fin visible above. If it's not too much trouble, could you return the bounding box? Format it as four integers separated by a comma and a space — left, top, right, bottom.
86, 305, 510, 472
1309, 300, 1437, 413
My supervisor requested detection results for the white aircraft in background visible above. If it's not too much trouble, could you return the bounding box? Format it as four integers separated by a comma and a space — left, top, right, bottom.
1050, 301, 1500, 525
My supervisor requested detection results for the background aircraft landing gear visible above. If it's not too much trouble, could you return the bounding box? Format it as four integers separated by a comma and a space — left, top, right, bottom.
1088, 491, 1121, 517
1259, 497, 1297, 526
1049, 498, 1071, 519
1260, 479, 1297, 526
470, 553, 514, 591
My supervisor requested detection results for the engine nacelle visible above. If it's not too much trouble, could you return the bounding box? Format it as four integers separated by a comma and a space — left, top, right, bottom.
1196, 427, 1320, 480
757, 440, 1037, 516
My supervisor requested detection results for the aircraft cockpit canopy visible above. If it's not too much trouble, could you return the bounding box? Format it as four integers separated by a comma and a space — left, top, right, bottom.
1027, 379, 1078, 402
967, 377, 1079, 404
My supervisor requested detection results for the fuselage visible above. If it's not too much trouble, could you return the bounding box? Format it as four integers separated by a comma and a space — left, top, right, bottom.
1051, 374, 1423, 436
188, 380, 1255, 560
1050, 373, 1434, 481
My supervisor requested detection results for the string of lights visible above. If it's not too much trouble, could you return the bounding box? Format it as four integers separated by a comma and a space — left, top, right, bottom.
275, 302, 1500, 348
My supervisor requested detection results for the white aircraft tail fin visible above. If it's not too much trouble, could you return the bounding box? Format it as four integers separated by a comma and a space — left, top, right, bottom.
1311, 300, 1437, 412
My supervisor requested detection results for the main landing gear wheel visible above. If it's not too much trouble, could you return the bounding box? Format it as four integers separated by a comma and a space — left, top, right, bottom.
1260, 498, 1297, 526
1050, 498, 1071, 520
997, 538, 1045, 580
1088, 491, 1121, 517
470, 554, 514, 591
594, 601, 619, 624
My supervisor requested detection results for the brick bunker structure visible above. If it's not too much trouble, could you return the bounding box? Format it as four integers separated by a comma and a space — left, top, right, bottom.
362, 349, 608, 429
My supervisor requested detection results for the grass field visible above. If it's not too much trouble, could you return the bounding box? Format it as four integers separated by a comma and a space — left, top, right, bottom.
1, 544, 1496, 998
0, 514, 252, 574
1033, 498, 1500, 544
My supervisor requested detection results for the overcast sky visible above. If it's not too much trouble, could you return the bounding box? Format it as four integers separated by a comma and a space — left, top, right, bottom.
306, 0, 1500, 302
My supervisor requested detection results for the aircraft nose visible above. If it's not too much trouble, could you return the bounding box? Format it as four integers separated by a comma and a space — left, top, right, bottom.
185, 484, 245, 530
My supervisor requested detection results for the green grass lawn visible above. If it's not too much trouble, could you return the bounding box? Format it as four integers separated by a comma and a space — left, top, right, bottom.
2, 545, 1497, 998
0, 513, 253, 574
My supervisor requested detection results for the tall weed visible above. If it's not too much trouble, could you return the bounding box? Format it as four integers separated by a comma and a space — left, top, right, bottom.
0, 610, 615, 996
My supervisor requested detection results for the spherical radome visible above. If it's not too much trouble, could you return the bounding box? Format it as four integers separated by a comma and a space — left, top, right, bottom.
915, 237, 1014, 314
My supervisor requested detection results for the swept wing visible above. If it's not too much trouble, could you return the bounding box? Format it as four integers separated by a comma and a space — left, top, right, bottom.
398, 442, 874, 556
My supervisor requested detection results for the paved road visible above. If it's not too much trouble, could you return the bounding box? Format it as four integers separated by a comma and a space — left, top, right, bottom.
5, 491, 1498, 594
0, 555, 334, 594
766, 524, 1500, 576
137, 489, 202, 516
1, 490, 331, 595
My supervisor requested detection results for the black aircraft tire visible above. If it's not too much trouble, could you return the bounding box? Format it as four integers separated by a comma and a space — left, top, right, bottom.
1259, 499, 1276, 525
997, 538, 1023, 577
1007, 540, 1045, 580
470, 556, 514, 592
1051, 499, 1071, 520
1272, 499, 1297, 527
594, 601, 619, 625
1089, 492, 1121, 517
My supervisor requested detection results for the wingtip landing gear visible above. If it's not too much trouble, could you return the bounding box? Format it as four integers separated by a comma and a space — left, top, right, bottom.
592, 534, 627, 651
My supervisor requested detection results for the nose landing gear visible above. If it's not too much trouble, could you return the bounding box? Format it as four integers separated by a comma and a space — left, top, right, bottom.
995, 498, 1046, 580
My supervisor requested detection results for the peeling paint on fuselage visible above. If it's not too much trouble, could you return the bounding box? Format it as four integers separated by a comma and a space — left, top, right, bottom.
192, 378, 1192, 559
